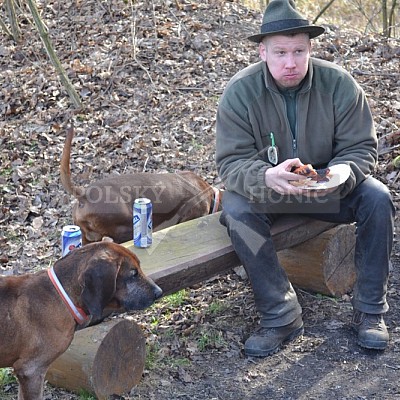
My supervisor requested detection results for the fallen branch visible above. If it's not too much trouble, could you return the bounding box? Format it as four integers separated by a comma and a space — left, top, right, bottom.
379, 144, 400, 156
352, 69, 400, 78
378, 131, 400, 155
0, 16, 13, 39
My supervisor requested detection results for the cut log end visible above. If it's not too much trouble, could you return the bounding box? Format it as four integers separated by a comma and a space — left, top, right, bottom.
278, 224, 356, 296
46, 319, 146, 399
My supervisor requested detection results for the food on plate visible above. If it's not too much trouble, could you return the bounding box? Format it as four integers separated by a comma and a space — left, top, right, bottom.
291, 164, 331, 186
292, 164, 316, 177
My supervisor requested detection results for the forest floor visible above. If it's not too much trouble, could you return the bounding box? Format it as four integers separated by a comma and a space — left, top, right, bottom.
1, 1, 399, 399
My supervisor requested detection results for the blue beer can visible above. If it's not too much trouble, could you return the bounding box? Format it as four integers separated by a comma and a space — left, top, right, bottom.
133, 198, 153, 248
61, 225, 82, 257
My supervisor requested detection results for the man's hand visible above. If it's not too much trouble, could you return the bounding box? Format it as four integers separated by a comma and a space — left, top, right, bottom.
264, 158, 337, 197
264, 158, 304, 195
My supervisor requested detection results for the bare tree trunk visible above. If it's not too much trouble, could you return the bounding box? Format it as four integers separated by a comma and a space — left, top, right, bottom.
382, 0, 389, 36
388, 0, 398, 37
313, 0, 336, 24
26, 0, 82, 109
6, 0, 21, 41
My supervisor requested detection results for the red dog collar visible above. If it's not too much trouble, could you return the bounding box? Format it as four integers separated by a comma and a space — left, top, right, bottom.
47, 267, 89, 325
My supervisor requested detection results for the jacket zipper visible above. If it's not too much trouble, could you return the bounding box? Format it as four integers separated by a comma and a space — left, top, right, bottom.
292, 91, 298, 158
281, 91, 298, 158
283, 117, 298, 157
292, 138, 297, 154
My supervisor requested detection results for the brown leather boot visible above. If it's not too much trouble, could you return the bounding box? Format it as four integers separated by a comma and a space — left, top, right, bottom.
351, 310, 389, 350
244, 316, 304, 357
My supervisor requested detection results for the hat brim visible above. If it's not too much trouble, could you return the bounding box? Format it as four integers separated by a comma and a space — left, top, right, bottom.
248, 25, 325, 43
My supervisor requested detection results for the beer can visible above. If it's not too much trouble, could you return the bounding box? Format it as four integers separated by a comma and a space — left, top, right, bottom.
133, 198, 152, 248
61, 225, 82, 257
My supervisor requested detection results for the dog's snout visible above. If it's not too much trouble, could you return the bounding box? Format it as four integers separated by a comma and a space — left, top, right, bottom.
153, 284, 163, 299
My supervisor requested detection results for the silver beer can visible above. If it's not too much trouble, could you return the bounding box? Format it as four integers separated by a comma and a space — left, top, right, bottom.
133, 198, 153, 248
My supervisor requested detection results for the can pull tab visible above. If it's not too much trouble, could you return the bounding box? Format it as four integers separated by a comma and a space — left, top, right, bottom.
267, 132, 278, 165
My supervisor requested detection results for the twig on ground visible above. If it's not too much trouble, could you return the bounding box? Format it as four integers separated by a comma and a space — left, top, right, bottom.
128, 0, 155, 87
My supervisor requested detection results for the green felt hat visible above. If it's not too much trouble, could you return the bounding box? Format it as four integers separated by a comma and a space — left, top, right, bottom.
248, 0, 325, 43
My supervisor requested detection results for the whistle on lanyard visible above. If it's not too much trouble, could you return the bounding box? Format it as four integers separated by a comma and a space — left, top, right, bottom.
267, 132, 279, 165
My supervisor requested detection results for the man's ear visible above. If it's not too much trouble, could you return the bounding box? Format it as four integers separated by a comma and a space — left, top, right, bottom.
259, 42, 267, 62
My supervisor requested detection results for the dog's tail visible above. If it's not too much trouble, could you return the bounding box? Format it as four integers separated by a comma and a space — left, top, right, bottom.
60, 125, 84, 198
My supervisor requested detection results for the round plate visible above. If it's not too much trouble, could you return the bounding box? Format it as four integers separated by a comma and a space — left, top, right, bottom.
290, 164, 351, 190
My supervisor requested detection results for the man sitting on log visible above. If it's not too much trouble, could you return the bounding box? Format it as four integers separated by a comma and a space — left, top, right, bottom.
216, 0, 395, 356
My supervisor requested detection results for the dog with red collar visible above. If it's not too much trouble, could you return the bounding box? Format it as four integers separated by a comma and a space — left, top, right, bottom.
0, 240, 162, 400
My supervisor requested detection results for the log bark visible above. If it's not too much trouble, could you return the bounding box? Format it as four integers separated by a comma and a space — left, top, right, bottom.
278, 224, 356, 296
46, 318, 146, 399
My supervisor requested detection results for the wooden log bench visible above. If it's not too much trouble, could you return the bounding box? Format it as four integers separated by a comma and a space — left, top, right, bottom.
47, 212, 356, 397
123, 211, 356, 297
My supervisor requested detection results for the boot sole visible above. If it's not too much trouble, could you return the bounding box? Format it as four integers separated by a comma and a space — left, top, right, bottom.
357, 338, 388, 350
351, 323, 388, 350
245, 325, 304, 357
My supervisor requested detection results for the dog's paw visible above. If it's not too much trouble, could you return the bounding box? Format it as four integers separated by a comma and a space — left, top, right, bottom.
102, 236, 114, 242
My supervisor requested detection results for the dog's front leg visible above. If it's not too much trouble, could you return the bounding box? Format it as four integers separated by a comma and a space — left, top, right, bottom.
15, 366, 46, 400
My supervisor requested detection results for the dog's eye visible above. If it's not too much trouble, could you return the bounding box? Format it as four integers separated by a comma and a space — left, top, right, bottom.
131, 269, 138, 277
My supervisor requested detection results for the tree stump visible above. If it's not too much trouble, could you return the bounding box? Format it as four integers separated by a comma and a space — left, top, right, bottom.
46, 318, 146, 399
278, 224, 357, 296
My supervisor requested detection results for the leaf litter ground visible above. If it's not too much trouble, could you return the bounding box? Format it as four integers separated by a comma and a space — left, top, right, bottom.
0, 1, 399, 399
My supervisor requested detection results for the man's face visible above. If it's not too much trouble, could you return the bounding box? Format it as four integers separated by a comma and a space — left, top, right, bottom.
259, 33, 311, 88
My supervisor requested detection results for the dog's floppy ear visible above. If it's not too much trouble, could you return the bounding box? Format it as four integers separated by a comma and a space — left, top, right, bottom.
79, 256, 119, 321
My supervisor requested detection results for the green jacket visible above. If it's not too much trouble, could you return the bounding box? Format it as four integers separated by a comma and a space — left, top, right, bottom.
216, 58, 377, 201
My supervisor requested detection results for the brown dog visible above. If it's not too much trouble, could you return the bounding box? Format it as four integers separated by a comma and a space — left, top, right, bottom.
0, 241, 162, 400
60, 127, 222, 244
